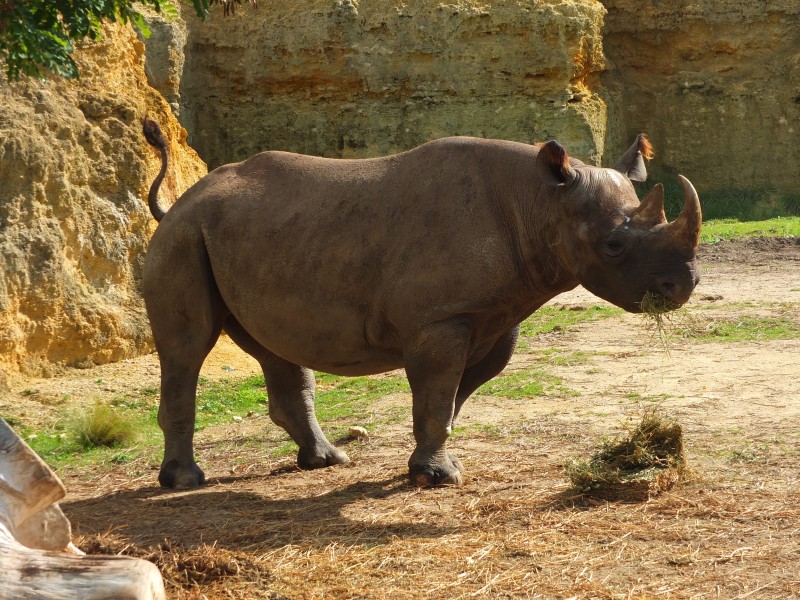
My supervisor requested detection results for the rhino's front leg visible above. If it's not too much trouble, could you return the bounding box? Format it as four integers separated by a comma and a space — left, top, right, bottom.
404, 319, 472, 487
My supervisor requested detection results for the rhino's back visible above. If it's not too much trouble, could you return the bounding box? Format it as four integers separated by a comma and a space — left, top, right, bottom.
149, 137, 540, 374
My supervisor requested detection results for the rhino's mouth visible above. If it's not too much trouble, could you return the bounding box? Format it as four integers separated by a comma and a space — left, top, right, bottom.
638, 290, 682, 315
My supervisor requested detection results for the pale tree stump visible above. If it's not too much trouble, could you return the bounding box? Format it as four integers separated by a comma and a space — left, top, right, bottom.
0, 419, 166, 600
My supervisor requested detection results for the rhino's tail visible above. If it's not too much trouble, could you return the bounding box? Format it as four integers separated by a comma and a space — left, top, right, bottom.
142, 116, 169, 222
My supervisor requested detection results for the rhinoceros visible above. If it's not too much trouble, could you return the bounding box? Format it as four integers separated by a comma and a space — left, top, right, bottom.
142, 119, 701, 489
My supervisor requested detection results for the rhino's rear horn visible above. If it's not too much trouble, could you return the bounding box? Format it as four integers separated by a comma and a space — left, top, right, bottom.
668, 175, 702, 250
631, 183, 666, 226
536, 140, 576, 186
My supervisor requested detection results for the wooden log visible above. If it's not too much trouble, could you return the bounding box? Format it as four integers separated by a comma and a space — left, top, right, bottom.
0, 525, 166, 600
14, 504, 73, 552
0, 419, 166, 599
0, 420, 66, 529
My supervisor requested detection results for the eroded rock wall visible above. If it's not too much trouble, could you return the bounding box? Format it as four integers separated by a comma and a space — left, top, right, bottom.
180, 0, 608, 168
601, 0, 800, 193
0, 24, 206, 378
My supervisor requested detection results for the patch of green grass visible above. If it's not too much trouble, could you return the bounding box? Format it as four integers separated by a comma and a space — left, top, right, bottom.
476, 368, 575, 399
528, 349, 598, 366
700, 217, 800, 244
678, 315, 800, 342
518, 305, 623, 349
314, 373, 409, 421
195, 375, 269, 429
23, 372, 410, 471
451, 422, 507, 441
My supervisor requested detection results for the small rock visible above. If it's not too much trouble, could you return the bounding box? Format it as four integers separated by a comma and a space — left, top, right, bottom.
232, 415, 243, 422
348, 426, 369, 439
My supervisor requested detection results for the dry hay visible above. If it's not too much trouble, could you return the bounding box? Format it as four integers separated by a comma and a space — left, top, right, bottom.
78, 531, 274, 598
638, 290, 684, 352
565, 411, 686, 501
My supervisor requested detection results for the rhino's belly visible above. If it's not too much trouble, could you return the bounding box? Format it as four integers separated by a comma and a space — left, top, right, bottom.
220, 287, 403, 376
244, 323, 404, 376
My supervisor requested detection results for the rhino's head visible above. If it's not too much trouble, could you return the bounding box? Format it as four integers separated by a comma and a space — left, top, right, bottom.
538, 135, 702, 313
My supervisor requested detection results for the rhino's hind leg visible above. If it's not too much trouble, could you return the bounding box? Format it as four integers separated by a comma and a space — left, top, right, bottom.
149, 307, 224, 489
157, 356, 212, 489
144, 231, 227, 489
224, 318, 349, 470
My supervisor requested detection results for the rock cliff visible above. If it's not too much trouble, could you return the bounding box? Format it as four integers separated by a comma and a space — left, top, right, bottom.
2, 0, 799, 379
0, 24, 206, 379
601, 0, 800, 193
179, 0, 608, 168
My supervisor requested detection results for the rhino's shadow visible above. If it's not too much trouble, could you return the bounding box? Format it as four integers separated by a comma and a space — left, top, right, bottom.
62, 473, 455, 551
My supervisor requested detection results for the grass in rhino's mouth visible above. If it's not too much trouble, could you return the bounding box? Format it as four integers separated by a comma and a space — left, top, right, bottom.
639, 291, 684, 352
640, 290, 682, 314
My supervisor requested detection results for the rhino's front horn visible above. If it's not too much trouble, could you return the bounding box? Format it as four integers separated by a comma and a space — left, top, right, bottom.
668, 175, 702, 250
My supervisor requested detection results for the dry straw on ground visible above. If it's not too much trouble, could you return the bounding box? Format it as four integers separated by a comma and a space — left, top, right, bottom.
80, 532, 273, 598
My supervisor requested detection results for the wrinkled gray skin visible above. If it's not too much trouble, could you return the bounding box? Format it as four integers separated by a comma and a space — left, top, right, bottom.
142, 120, 701, 489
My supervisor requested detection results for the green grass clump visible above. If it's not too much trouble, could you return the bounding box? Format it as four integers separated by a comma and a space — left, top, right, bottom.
315, 373, 409, 420
74, 403, 138, 449
195, 375, 268, 429
565, 411, 685, 500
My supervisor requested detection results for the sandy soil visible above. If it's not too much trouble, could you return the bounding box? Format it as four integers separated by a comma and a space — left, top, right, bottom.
3, 237, 799, 599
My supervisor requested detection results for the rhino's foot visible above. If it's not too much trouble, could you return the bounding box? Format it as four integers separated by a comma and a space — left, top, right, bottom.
409, 453, 464, 488
297, 444, 350, 470
159, 459, 205, 489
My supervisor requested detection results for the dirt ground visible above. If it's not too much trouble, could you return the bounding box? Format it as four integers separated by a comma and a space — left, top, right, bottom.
5, 237, 800, 599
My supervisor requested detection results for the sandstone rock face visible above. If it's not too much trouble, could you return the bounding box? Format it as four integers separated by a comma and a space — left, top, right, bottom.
600, 0, 800, 193
0, 24, 206, 377
3, 1, 799, 378
179, 0, 608, 169
139, 6, 189, 117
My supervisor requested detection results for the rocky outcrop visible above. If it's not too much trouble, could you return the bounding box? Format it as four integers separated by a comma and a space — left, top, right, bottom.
138, 6, 189, 117
601, 0, 800, 193
179, 0, 608, 169
0, 23, 206, 377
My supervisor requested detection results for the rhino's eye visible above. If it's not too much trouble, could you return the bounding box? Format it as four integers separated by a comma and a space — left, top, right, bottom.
603, 239, 626, 258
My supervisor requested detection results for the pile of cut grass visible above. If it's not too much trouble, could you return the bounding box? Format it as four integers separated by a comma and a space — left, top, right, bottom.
565, 411, 686, 501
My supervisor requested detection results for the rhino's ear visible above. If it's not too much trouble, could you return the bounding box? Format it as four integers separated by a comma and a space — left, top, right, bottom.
613, 133, 653, 182
536, 140, 576, 186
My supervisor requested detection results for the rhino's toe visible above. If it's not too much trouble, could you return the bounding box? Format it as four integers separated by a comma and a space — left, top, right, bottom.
159, 460, 205, 489
448, 453, 465, 473
409, 464, 463, 488
297, 445, 350, 470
